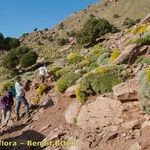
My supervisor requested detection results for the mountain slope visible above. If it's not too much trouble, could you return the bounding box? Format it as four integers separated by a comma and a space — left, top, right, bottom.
20, 0, 150, 61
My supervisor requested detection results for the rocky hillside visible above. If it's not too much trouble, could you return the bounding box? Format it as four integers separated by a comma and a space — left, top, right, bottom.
20, 0, 150, 61
0, 1, 150, 150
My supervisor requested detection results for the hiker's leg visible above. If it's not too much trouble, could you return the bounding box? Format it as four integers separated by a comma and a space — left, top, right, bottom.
1, 109, 6, 125
42, 75, 45, 83
40, 75, 44, 83
4, 109, 11, 126
16, 97, 21, 120
22, 96, 30, 118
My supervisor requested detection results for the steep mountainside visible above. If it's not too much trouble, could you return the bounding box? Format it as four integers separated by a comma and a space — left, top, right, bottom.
0, 1, 150, 150
20, 0, 150, 61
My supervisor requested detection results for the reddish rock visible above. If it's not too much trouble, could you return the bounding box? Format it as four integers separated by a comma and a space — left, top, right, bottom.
113, 78, 138, 101
76, 96, 123, 129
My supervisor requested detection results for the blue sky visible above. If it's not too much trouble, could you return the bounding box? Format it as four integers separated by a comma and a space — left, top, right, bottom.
0, 0, 98, 38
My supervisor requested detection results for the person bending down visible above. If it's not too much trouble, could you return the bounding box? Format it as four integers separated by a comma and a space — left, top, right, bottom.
15, 76, 30, 121
38, 64, 49, 83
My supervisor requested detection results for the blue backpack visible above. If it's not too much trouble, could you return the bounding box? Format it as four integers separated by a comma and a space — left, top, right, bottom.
10, 86, 17, 97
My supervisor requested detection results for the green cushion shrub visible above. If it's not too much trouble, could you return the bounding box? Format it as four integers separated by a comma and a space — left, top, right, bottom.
0, 32, 4, 49
56, 71, 80, 93
49, 66, 62, 76
88, 43, 109, 62
14, 46, 31, 58
133, 24, 149, 35
0, 80, 15, 96
2, 51, 19, 69
96, 52, 110, 65
36, 83, 49, 96
20, 51, 38, 68
110, 49, 121, 62
123, 18, 136, 28
76, 66, 122, 103
32, 96, 41, 105
136, 56, 150, 65
87, 62, 99, 72
3, 37, 20, 50
135, 35, 150, 46
67, 52, 82, 64
138, 67, 150, 114
67, 30, 76, 37
58, 38, 69, 46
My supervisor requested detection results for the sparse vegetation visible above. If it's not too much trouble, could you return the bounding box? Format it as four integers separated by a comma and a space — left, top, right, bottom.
58, 38, 69, 46
123, 18, 136, 28
67, 30, 76, 37
90, 13, 95, 18
59, 22, 64, 30
113, 14, 119, 18
34, 28, 38, 31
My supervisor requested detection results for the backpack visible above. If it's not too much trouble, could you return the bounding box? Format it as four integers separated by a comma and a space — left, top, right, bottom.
10, 86, 17, 97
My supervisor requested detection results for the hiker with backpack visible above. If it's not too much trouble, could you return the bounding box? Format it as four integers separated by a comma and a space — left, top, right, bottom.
15, 76, 30, 121
0, 90, 14, 127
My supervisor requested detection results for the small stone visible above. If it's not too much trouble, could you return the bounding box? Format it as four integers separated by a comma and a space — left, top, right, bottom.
68, 146, 81, 150
144, 114, 150, 121
142, 121, 150, 129
121, 133, 127, 137
39, 124, 51, 132
33, 115, 39, 121
129, 142, 141, 150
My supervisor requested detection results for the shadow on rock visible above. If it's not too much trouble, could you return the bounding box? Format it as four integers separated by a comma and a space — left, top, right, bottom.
30, 98, 54, 110
0, 123, 27, 136
0, 130, 45, 150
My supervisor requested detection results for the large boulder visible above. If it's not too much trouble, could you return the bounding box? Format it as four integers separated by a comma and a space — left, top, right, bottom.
76, 96, 123, 129
138, 69, 150, 114
113, 44, 137, 64
65, 84, 79, 98
129, 142, 141, 150
113, 78, 138, 102
65, 99, 82, 124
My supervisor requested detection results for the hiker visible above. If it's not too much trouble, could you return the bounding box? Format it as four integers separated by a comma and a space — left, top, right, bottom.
0, 90, 14, 127
15, 76, 30, 121
38, 64, 49, 83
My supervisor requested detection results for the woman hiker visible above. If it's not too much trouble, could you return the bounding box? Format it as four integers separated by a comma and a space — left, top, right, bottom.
0, 90, 14, 127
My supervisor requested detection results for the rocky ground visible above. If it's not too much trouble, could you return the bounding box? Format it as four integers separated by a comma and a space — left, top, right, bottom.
0, 75, 150, 150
